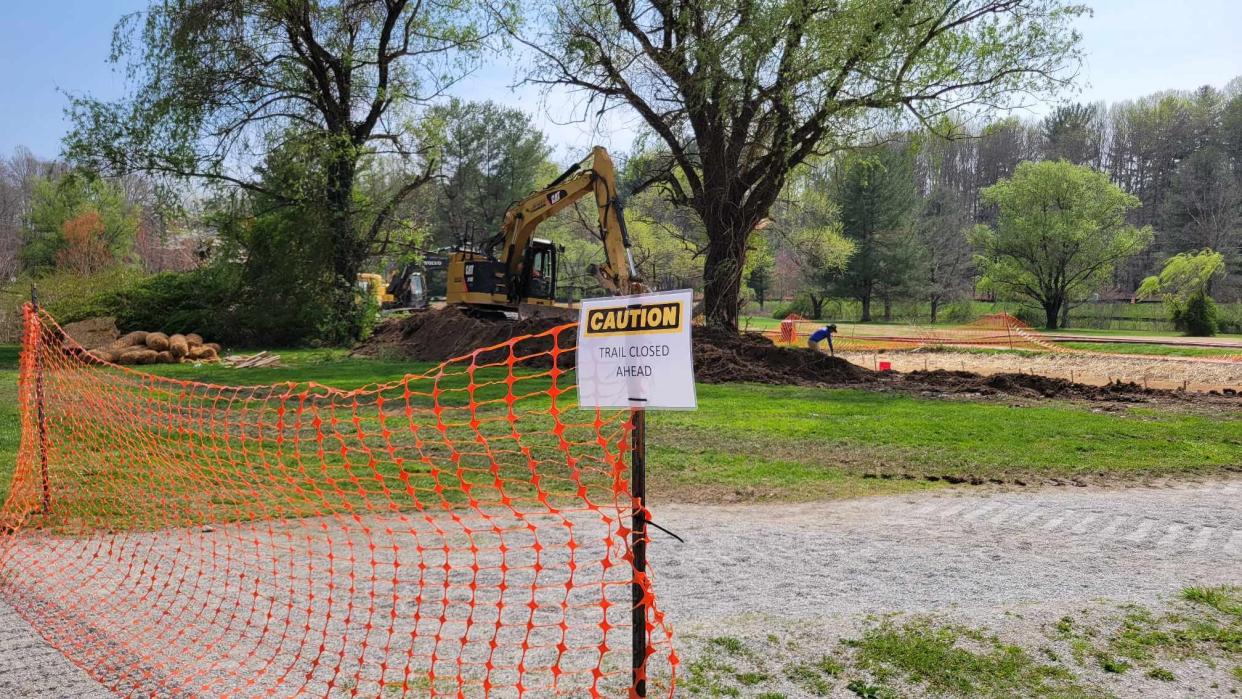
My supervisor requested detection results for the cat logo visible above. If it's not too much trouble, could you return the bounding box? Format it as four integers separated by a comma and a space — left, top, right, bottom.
547, 189, 567, 205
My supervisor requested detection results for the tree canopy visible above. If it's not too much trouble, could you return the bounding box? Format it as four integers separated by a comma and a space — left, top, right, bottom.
972, 160, 1153, 328
65, 0, 499, 334
417, 99, 551, 247
524, 0, 1085, 328
832, 145, 920, 321
23, 175, 139, 275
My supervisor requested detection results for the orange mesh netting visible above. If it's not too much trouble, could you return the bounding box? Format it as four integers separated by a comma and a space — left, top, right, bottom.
1, 304, 677, 698
769, 313, 1242, 363
770, 313, 1076, 352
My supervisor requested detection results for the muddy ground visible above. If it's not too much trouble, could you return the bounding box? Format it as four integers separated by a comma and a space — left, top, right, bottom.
355, 309, 1241, 409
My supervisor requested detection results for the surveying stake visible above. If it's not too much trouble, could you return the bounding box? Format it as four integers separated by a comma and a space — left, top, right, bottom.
30, 285, 51, 514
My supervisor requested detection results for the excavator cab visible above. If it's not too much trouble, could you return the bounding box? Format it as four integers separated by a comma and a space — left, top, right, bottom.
522, 239, 558, 301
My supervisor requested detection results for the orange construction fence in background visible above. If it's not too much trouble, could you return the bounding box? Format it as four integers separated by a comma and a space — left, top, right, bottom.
1, 304, 677, 698
769, 313, 1070, 352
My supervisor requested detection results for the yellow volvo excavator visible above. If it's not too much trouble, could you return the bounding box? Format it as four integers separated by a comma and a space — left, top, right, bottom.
446, 146, 642, 316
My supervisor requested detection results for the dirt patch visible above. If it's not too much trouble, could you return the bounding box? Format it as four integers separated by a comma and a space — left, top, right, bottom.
61, 317, 119, 350
898, 369, 1154, 401
691, 326, 865, 385
353, 306, 566, 365
846, 348, 1242, 394
356, 308, 866, 382
354, 308, 1240, 407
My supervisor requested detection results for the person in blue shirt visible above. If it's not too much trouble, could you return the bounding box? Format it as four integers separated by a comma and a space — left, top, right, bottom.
807, 324, 837, 355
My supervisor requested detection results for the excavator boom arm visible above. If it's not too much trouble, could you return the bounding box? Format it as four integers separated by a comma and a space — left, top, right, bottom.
495, 147, 639, 295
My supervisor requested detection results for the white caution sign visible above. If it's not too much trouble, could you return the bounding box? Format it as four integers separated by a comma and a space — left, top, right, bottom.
576, 289, 697, 410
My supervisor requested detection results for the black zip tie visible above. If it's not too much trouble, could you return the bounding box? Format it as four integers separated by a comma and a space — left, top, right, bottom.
643, 517, 685, 543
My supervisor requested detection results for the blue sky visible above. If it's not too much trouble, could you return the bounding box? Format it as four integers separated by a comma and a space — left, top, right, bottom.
1, 0, 1239, 161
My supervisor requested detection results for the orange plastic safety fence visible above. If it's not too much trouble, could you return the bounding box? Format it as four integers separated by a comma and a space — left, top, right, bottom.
1, 305, 677, 698
766, 313, 1066, 352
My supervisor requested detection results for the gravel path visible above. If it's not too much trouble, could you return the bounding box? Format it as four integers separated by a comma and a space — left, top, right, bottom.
652, 479, 1242, 622
3, 480, 1239, 698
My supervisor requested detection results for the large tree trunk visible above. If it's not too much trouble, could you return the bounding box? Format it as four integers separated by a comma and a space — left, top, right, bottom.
808, 293, 825, 320
1043, 299, 1062, 330
700, 219, 753, 331
882, 295, 893, 322
860, 295, 872, 322
326, 155, 365, 341
929, 297, 940, 324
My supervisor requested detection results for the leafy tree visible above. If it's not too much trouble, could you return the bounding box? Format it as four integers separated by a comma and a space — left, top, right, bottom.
66, 0, 498, 332
972, 160, 1153, 329
914, 187, 974, 323
832, 146, 920, 321
1136, 249, 1226, 336
764, 167, 854, 319
207, 140, 395, 345
419, 99, 552, 246
747, 260, 772, 310
525, 0, 1085, 329
22, 175, 139, 274
2, 149, 66, 280
973, 117, 1043, 224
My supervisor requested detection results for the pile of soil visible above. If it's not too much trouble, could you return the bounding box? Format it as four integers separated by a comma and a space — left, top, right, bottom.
355, 308, 867, 384
691, 326, 866, 385
354, 307, 566, 364
354, 308, 1236, 405
895, 369, 1161, 401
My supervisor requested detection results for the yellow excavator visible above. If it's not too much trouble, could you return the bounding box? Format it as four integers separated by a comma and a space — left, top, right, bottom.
446, 146, 642, 316
357, 265, 429, 312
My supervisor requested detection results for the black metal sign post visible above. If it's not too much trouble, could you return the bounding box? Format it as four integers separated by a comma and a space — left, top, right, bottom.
631, 406, 648, 698
30, 286, 51, 515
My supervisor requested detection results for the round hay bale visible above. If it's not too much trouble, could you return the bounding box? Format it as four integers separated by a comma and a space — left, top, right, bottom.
145, 332, 170, 351
88, 349, 116, 363
189, 346, 219, 362
168, 334, 190, 358
119, 348, 159, 365
155, 350, 175, 364
185, 333, 204, 347
119, 331, 148, 347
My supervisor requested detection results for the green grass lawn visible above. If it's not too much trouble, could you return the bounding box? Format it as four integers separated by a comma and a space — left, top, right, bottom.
0, 345, 19, 502
1, 344, 1238, 526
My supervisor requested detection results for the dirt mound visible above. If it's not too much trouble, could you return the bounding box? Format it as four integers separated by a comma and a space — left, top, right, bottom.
899, 369, 1158, 401
354, 307, 567, 364
692, 327, 867, 385
355, 308, 868, 384
62, 317, 119, 350
354, 308, 1235, 406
